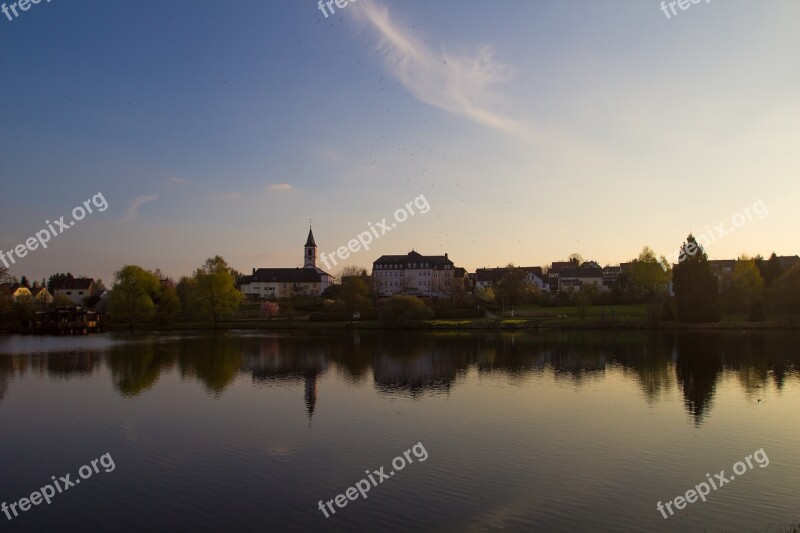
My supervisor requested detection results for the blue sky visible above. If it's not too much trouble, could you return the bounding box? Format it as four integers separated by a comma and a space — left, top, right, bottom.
1, 0, 798, 283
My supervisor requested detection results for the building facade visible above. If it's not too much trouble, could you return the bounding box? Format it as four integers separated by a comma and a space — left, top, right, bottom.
53, 278, 96, 305
372, 251, 455, 298
239, 228, 333, 299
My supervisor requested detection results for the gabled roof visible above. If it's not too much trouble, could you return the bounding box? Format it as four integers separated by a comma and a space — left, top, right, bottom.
305, 227, 317, 248
53, 278, 94, 291
476, 266, 543, 282
559, 268, 602, 279
476, 268, 508, 282
373, 251, 453, 267
550, 260, 579, 271
708, 260, 736, 271
249, 268, 326, 283
521, 266, 544, 278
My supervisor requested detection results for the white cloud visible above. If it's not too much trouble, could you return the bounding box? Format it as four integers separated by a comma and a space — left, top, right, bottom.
124, 194, 159, 223
351, 2, 524, 136
268, 183, 294, 192
168, 176, 190, 185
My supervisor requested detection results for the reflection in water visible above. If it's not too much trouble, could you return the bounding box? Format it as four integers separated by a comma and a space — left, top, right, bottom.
0, 331, 798, 426
248, 336, 328, 421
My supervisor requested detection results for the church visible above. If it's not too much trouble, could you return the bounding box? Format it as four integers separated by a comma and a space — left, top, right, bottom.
239, 228, 333, 299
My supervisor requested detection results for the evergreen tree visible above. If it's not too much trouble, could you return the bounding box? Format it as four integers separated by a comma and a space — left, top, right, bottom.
755, 252, 785, 288
672, 234, 721, 323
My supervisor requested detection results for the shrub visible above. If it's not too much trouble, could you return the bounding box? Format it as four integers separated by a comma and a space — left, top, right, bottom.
376, 295, 433, 326
260, 301, 280, 319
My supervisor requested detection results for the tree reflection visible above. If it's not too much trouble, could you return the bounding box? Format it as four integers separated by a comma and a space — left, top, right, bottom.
0, 330, 798, 429
107, 341, 177, 396
674, 333, 724, 426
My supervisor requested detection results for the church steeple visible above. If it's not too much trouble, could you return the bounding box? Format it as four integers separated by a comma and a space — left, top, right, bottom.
304, 227, 317, 268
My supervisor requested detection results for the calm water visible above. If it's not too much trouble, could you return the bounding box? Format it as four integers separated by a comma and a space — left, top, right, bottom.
1, 331, 798, 532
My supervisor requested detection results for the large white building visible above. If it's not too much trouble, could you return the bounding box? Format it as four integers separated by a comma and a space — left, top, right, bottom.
372, 251, 455, 298
239, 228, 333, 299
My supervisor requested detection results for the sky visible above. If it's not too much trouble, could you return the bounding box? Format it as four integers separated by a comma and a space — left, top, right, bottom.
1, 0, 798, 284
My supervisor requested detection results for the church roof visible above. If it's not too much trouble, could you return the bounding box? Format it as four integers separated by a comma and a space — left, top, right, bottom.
248, 268, 327, 283
305, 227, 316, 247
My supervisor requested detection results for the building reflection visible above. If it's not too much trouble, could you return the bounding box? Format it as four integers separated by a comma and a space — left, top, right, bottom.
246, 336, 328, 421
0, 331, 798, 427
372, 348, 468, 396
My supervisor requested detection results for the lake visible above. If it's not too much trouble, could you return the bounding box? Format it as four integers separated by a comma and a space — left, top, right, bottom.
1, 330, 798, 532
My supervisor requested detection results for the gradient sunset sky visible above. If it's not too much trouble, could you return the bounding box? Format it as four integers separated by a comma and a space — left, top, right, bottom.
1, 0, 798, 283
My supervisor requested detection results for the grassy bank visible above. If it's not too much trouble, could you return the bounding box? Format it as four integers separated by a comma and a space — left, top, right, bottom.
106, 306, 800, 332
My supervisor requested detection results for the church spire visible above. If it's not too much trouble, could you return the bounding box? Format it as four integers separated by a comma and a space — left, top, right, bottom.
305, 226, 317, 248
304, 226, 317, 268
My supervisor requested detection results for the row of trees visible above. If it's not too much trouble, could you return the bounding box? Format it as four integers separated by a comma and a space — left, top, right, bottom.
469, 236, 800, 324
109, 256, 242, 329
673, 235, 800, 322
596, 236, 799, 323
4, 238, 799, 328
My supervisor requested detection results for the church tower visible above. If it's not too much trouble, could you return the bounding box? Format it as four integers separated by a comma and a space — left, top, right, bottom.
304, 227, 317, 268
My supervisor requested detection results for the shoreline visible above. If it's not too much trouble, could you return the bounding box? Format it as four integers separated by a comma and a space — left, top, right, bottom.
113, 320, 800, 332
3, 318, 799, 336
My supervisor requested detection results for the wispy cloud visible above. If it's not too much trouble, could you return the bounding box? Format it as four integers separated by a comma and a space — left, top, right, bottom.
351, 2, 524, 136
124, 194, 159, 223
268, 183, 294, 192
168, 176, 190, 185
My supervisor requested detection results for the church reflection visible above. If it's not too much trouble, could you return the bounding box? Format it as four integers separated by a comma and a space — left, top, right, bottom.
246, 336, 328, 420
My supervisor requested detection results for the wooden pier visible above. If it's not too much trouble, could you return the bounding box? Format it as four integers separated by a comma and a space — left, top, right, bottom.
26, 307, 104, 335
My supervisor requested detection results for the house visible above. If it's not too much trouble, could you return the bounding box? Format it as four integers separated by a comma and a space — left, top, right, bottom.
372, 251, 455, 298
708, 260, 737, 275
777, 255, 800, 270
466, 273, 477, 292
239, 228, 333, 299
522, 267, 545, 291
475, 267, 507, 290
475, 266, 543, 291
602, 266, 621, 289
53, 278, 96, 305
548, 260, 606, 292
34, 287, 53, 305
454, 267, 468, 292
11, 286, 32, 301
